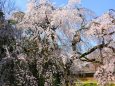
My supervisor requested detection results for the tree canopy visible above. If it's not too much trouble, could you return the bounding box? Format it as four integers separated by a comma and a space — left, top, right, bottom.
0, 0, 115, 86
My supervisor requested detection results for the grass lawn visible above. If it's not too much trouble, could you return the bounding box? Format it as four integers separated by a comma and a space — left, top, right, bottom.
75, 77, 115, 86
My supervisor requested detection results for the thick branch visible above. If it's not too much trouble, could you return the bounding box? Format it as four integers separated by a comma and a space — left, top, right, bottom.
76, 40, 112, 64
79, 41, 111, 59
79, 57, 102, 64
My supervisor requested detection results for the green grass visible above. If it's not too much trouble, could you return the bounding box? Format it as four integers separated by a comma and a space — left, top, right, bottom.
75, 77, 115, 86
76, 82, 115, 86
81, 83, 97, 86
76, 82, 97, 86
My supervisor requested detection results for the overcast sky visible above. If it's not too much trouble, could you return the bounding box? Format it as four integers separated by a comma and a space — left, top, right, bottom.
15, 0, 115, 15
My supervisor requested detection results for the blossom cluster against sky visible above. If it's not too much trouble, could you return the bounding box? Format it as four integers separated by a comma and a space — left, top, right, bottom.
15, 0, 115, 15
